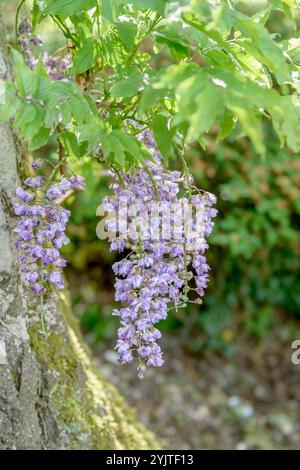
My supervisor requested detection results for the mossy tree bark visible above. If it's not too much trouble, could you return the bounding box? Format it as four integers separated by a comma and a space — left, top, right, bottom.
0, 11, 158, 450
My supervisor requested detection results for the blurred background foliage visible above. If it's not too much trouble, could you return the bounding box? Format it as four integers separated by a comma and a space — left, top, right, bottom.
3, 0, 300, 356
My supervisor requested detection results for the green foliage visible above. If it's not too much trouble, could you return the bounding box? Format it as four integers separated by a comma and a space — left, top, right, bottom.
44, 0, 97, 15
152, 114, 174, 164
2, 0, 300, 165
69, 38, 97, 75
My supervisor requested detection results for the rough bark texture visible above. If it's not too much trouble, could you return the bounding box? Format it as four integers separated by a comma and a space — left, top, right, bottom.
0, 12, 159, 450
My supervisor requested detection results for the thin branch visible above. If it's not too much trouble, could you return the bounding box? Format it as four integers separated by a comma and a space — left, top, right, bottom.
15, 0, 26, 48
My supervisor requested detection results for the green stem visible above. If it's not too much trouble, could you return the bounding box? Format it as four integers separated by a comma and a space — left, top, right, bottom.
96, 3, 101, 40
110, 163, 125, 188
116, 96, 141, 127
40, 291, 48, 337
15, 0, 26, 48
137, 227, 143, 259
125, 14, 161, 66
183, 244, 190, 301
51, 15, 79, 47
143, 162, 159, 201
175, 144, 192, 199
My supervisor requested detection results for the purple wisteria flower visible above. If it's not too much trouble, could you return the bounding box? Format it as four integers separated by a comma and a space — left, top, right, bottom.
24, 176, 45, 188
32, 160, 41, 170
17, 18, 71, 80
14, 171, 85, 295
105, 127, 217, 378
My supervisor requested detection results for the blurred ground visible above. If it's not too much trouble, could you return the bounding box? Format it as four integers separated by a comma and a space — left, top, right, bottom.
94, 317, 300, 450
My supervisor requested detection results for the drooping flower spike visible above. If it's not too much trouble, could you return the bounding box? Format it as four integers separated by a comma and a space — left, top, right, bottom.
105, 127, 217, 378
14, 164, 85, 295
17, 18, 71, 80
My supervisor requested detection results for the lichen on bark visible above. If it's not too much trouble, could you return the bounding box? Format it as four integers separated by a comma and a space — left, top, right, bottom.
28, 294, 159, 450
0, 10, 159, 450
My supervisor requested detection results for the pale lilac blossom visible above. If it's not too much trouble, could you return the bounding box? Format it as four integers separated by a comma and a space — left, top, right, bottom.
14, 172, 85, 295
106, 127, 217, 377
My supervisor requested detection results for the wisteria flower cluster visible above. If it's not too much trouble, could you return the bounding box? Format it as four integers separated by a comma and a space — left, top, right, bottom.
104, 129, 217, 378
14, 161, 84, 295
18, 19, 70, 80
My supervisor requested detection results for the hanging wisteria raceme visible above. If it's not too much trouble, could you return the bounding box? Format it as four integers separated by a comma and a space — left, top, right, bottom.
14, 161, 85, 295
104, 128, 217, 378
18, 19, 70, 80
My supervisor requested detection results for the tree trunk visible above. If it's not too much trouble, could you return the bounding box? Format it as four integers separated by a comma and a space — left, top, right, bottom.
0, 12, 158, 450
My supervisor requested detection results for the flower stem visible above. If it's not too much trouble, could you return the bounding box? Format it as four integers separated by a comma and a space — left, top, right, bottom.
40, 292, 48, 337
15, 0, 26, 48
175, 144, 192, 199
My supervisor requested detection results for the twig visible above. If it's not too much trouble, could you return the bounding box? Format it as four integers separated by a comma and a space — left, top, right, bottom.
15, 0, 26, 49
175, 144, 192, 198
55, 188, 77, 205
126, 14, 161, 66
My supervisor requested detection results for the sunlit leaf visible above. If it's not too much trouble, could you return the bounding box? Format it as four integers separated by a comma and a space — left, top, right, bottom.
44, 0, 97, 15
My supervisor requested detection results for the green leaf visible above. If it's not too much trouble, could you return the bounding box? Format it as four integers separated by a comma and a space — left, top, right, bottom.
0, 83, 19, 121
152, 115, 174, 164
60, 131, 82, 158
14, 103, 37, 130
69, 96, 92, 124
286, 38, 300, 65
34, 58, 53, 102
102, 133, 126, 166
78, 122, 104, 153
269, 0, 296, 18
36, 75, 53, 103
251, 6, 271, 25
140, 86, 166, 111
122, 0, 167, 15
218, 110, 236, 141
187, 80, 223, 142
115, 16, 137, 51
47, 81, 74, 106
229, 105, 265, 156
154, 26, 190, 61
173, 73, 207, 126
44, 0, 97, 15
32, 1, 44, 29
154, 63, 199, 90
235, 16, 290, 84
22, 107, 45, 140
34, 56, 49, 78
185, 0, 211, 18
115, 131, 144, 162
111, 71, 149, 98
44, 107, 58, 128
70, 38, 97, 75
210, 3, 234, 36
228, 44, 272, 88
28, 127, 51, 151
279, 96, 300, 152
102, 0, 124, 22
59, 101, 72, 126
11, 50, 38, 97
113, 131, 146, 164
